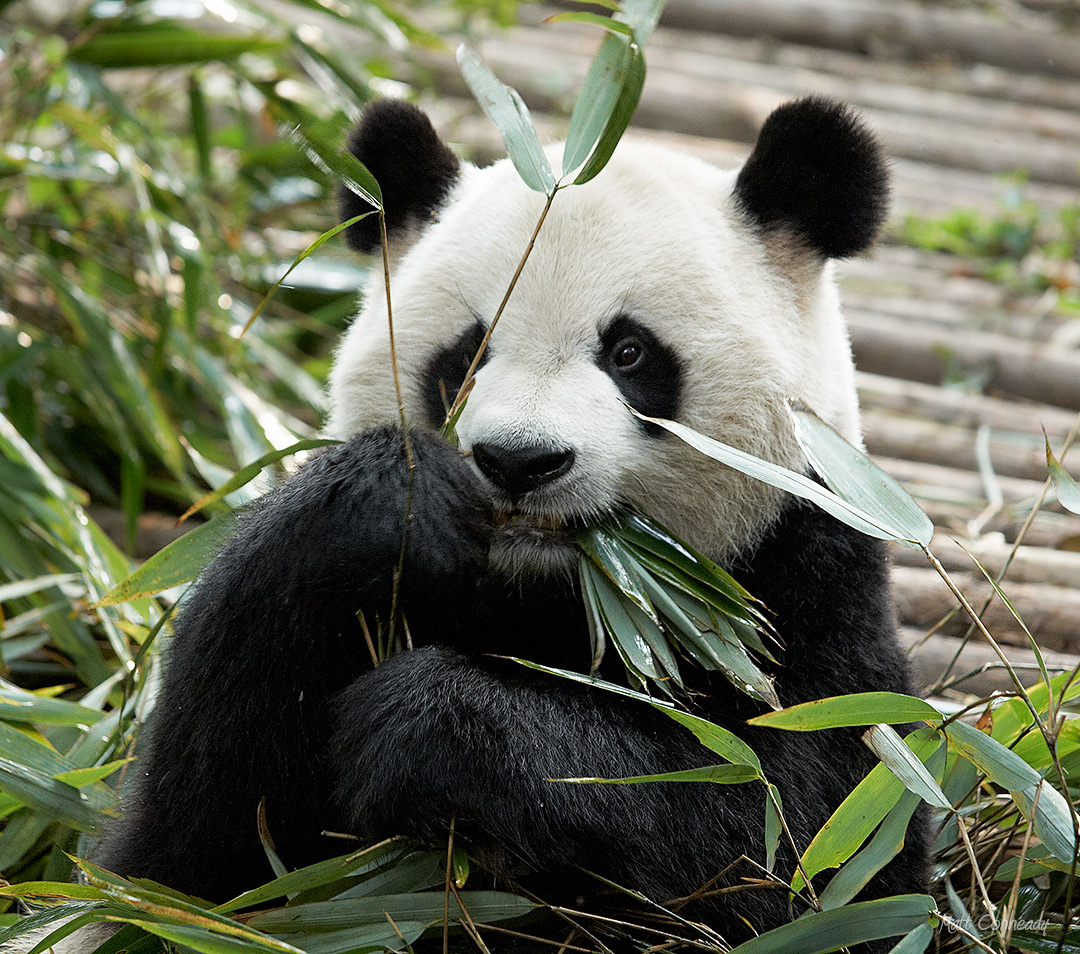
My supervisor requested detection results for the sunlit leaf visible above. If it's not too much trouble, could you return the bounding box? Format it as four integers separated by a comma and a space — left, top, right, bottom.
69, 30, 283, 68
457, 45, 556, 195
178, 439, 338, 522
749, 692, 941, 731
97, 511, 241, 606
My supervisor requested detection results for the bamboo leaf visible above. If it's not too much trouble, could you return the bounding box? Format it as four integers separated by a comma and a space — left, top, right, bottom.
97, 510, 241, 605
660, 708, 762, 773
793, 727, 941, 891
863, 724, 950, 809
820, 744, 944, 910
630, 409, 926, 546
571, 42, 646, 185
544, 12, 632, 34
885, 921, 935, 954
764, 784, 783, 873
240, 220, 371, 339
178, 439, 338, 522
456, 45, 556, 195
0, 682, 104, 727
726, 895, 936, 954
1046, 433, 1080, 515
558, 764, 761, 785
246, 890, 537, 933
563, 32, 636, 176
70, 30, 283, 68
121, 920, 301, 954
944, 720, 1079, 864
748, 692, 941, 731
791, 404, 934, 548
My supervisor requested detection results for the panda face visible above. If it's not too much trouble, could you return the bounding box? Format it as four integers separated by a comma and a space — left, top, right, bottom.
328, 101, 886, 577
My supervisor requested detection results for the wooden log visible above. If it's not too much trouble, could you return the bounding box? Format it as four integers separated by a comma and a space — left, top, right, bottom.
891, 535, 1080, 589
876, 456, 1055, 510
849, 310, 1080, 410
900, 628, 1080, 697
916, 498, 1080, 549
658, 0, 1080, 81
862, 409, 1078, 483
891, 564, 1080, 653
856, 373, 1080, 437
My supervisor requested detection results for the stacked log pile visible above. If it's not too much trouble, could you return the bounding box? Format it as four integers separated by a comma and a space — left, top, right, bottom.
425, 0, 1080, 699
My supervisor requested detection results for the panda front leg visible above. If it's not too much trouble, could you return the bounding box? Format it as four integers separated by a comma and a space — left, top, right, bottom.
94, 427, 493, 901
328, 646, 768, 921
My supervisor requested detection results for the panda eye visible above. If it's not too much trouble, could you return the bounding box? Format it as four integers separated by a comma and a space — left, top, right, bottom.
611, 338, 644, 370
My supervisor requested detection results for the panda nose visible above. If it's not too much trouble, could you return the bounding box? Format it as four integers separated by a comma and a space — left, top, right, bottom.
471, 442, 575, 497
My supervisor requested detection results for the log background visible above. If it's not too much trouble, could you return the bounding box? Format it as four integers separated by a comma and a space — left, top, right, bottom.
412, 0, 1080, 701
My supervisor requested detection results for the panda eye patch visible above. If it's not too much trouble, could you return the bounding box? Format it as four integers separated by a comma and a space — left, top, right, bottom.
597, 315, 681, 426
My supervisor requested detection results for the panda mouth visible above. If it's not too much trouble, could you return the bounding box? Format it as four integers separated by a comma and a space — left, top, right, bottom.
493, 508, 569, 533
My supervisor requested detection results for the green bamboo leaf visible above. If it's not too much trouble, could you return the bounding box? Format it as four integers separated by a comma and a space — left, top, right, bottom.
506, 657, 677, 708
944, 720, 1078, 864
240, 219, 372, 338
793, 727, 940, 891
69, 30, 283, 68
286, 126, 382, 210
764, 784, 783, 872
617, 0, 668, 43
0, 573, 79, 603
578, 562, 608, 674
588, 567, 673, 693
97, 510, 241, 605
660, 708, 762, 773
0, 682, 104, 727
726, 895, 936, 954
544, 11, 632, 34
563, 32, 636, 176
0, 758, 115, 832
246, 890, 536, 933
790, 403, 934, 547
457, 45, 556, 195
748, 692, 941, 731
630, 409, 924, 546
1046, 433, 1080, 515
863, 724, 950, 809
179, 439, 339, 522
820, 745, 944, 910
885, 921, 935, 954
216, 840, 408, 913
53, 760, 131, 788
579, 526, 659, 620
121, 920, 300, 954
559, 764, 761, 785
571, 42, 646, 185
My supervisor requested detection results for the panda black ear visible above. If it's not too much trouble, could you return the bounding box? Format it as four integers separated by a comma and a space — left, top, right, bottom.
339, 100, 461, 254
733, 97, 889, 259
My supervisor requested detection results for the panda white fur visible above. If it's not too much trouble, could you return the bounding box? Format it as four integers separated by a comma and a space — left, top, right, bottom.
94, 98, 927, 948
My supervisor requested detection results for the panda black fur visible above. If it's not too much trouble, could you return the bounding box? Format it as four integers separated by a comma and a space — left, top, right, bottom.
94, 98, 928, 947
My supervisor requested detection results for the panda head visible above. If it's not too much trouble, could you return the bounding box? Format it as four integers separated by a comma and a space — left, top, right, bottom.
327, 97, 888, 578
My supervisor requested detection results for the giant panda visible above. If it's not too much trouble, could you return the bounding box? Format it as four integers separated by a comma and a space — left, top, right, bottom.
94, 96, 928, 948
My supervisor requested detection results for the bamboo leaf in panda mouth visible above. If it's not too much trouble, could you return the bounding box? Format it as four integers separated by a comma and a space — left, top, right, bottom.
577, 514, 779, 707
